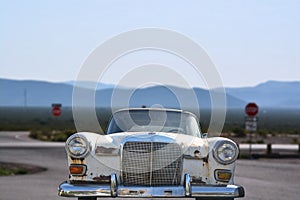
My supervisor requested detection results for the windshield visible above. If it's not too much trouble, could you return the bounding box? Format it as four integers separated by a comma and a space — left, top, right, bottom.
107, 109, 201, 137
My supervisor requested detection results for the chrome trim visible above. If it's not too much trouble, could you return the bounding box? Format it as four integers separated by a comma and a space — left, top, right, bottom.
213, 140, 239, 165
117, 186, 185, 197
184, 174, 191, 196
120, 142, 124, 183
191, 184, 245, 198
121, 134, 177, 144
58, 182, 111, 197
58, 183, 244, 198
111, 174, 117, 197
121, 141, 182, 186
58, 173, 244, 198
120, 135, 181, 185
65, 134, 90, 159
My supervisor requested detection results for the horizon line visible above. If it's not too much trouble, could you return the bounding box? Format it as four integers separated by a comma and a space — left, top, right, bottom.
1, 76, 300, 89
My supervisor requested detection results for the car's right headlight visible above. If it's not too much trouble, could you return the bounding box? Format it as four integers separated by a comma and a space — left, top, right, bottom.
66, 135, 90, 158
213, 140, 239, 165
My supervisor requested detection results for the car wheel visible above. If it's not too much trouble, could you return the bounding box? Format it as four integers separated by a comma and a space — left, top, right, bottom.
78, 197, 97, 200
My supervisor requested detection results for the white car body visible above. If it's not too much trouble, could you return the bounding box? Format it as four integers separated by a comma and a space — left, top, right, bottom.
59, 108, 244, 200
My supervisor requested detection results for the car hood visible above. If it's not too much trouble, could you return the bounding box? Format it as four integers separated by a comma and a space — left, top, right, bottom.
94, 132, 209, 158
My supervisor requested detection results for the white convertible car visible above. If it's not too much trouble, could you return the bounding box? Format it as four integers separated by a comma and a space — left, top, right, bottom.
59, 108, 244, 200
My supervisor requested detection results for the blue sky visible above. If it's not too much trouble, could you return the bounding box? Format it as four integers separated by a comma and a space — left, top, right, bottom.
1, 0, 300, 88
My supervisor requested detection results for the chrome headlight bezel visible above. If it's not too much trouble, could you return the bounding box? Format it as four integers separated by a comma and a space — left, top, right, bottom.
213, 140, 239, 165
66, 134, 90, 158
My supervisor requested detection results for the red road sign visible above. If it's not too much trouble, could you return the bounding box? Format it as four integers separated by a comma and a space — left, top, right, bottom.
52, 104, 62, 117
245, 102, 259, 117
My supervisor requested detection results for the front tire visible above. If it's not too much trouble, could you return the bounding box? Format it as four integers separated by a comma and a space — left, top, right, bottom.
78, 197, 97, 200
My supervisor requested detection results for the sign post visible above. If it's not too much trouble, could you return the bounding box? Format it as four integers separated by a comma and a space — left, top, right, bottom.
245, 102, 259, 156
52, 103, 62, 117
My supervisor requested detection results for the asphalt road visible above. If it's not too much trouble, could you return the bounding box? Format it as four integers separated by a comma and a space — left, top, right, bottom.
0, 131, 300, 200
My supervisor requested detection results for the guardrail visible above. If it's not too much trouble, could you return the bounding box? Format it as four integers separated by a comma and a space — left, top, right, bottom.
237, 144, 300, 158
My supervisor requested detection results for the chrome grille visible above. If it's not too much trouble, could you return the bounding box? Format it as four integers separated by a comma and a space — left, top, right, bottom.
122, 142, 182, 186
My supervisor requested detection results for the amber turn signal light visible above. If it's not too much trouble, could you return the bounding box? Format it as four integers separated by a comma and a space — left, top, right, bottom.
69, 164, 86, 175
215, 169, 232, 182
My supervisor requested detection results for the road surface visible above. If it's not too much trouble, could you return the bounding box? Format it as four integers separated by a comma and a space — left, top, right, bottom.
0, 131, 299, 200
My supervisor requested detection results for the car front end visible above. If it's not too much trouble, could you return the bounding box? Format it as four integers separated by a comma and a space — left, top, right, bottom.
59, 108, 244, 199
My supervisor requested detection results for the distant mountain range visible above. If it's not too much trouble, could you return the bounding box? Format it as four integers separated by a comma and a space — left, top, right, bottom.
1, 78, 299, 108
226, 81, 300, 108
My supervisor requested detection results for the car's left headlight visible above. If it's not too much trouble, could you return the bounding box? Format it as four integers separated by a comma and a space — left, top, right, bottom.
213, 141, 239, 165
66, 135, 90, 158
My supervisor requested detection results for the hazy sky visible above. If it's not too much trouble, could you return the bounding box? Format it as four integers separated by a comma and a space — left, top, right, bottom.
1, 0, 300, 88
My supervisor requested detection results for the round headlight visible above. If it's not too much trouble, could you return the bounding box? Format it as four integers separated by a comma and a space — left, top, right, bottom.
213, 141, 238, 165
66, 135, 89, 158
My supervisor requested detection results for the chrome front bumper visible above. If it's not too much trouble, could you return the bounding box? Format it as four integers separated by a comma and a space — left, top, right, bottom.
59, 174, 245, 198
